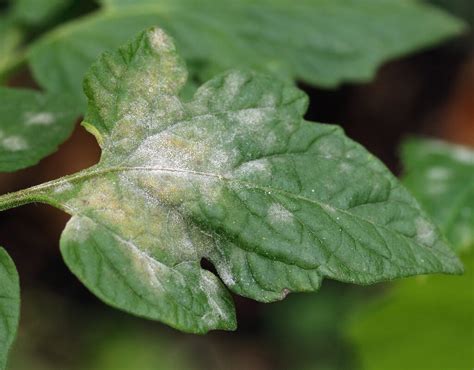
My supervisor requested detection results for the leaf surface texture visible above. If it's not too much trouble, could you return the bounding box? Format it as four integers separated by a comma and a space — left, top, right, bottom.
0, 247, 20, 370
28, 0, 465, 105
402, 138, 474, 252
0, 88, 78, 172
29, 28, 462, 333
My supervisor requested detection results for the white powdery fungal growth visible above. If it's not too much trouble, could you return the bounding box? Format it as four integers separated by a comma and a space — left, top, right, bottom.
119, 172, 163, 207
261, 93, 277, 107
234, 159, 271, 178
224, 72, 247, 101
267, 203, 294, 225
315, 139, 343, 159
427, 167, 451, 181
415, 217, 436, 246
149, 28, 172, 51
69, 217, 95, 243
200, 272, 228, 325
428, 140, 474, 164
217, 263, 236, 287
424, 166, 451, 194
2, 136, 28, 151
232, 108, 268, 127
264, 132, 278, 147
131, 132, 201, 169
121, 237, 166, 292
160, 212, 197, 257
322, 203, 337, 213
339, 162, 353, 173
451, 146, 474, 164
54, 181, 74, 194
197, 176, 222, 207
209, 149, 232, 170
25, 112, 55, 126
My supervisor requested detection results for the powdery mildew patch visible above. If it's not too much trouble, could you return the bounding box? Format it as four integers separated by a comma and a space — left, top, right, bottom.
1, 136, 28, 152
415, 217, 436, 246
24, 112, 55, 126
37, 28, 462, 335
267, 203, 294, 225
199, 271, 231, 327
427, 167, 452, 181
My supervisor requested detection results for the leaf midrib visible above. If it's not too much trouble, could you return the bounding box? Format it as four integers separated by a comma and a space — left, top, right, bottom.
61, 166, 404, 290
44, 164, 447, 258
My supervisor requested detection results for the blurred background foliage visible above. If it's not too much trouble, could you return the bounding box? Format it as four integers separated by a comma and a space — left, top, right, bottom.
349, 251, 473, 370
429, 0, 474, 25
0, 0, 473, 369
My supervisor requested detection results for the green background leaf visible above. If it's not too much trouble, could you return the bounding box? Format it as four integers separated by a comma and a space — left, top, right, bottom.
348, 251, 474, 370
10, 0, 72, 26
347, 138, 474, 370
0, 0, 73, 80
429, 0, 474, 25
402, 138, 474, 252
0, 16, 23, 80
20, 28, 461, 333
0, 247, 20, 370
0, 87, 79, 172
27, 0, 465, 107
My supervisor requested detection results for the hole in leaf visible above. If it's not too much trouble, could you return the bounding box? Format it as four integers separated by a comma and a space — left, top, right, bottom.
200, 257, 218, 275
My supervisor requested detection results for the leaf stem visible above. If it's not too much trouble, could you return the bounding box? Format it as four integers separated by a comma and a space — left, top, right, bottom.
0, 167, 97, 212
0, 179, 60, 212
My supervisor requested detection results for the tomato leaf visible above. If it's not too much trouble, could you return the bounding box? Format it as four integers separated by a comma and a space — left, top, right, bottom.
0, 247, 20, 370
348, 138, 474, 370
4, 28, 462, 333
0, 88, 79, 172
0, 0, 73, 80
28, 0, 465, 106
11, 0, 72, 26
402, 138, 474, 252
348, 251, 474, 370
0, 16, 23, 80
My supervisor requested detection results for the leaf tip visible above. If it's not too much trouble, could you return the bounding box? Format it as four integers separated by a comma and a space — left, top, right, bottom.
146, 27, 175, 53
448, 254, 465, 275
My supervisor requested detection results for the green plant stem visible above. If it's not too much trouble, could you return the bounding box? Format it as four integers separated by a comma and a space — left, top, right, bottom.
0, 165, 196, 212
0, 167, 96, 212
0, 179, 61, 212
0, 163, 233, 212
